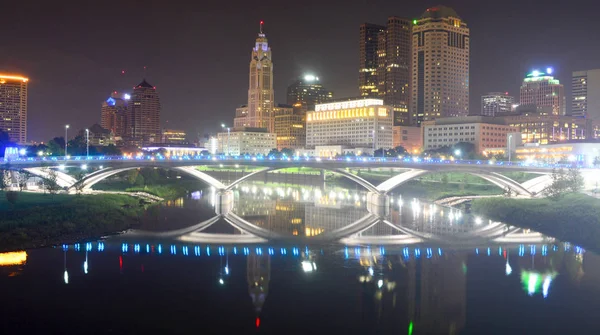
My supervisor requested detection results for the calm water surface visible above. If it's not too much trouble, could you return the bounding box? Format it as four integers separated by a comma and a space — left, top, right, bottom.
2, 182, 599, 334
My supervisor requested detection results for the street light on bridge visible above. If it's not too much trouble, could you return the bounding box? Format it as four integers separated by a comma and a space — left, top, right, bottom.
221, 123, 230, 156
64, 124, 70, 160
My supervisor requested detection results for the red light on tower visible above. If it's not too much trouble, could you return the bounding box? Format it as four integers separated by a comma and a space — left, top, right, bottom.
505, 92, 508, 95
260, 20, 264, 25
256, 317, 260, 328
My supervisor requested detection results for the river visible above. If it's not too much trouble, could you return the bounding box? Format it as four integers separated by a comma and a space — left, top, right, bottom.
1, 181, 599, 334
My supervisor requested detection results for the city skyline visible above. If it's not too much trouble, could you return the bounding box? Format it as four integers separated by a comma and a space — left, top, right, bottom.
1, 0, 600, 141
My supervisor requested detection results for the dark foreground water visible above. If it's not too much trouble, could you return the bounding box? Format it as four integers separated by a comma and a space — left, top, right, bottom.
2, 183, 600, 334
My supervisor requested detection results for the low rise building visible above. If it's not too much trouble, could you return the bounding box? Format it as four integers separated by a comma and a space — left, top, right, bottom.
502, 111, 600, 144
392, 126, 422, 154
422, 116, 517, 154
161, 129, 187, 145
217, 127, 276, 156
142, 145, 207, 157
306, 98, 393, 150
515, 142, 600, 164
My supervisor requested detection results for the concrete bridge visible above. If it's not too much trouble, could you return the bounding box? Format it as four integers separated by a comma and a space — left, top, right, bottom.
4, 155, 593, 200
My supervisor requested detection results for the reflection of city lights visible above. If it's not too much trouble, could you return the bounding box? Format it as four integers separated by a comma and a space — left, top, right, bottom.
475, 217, 482, 225
301, 261, 316, 272
0, 251, 27, 266
219, 278, 224, 285
64, 270, 69, 284
528, 273, 538, 296
224, 266, 229, 275
505, 262, 512, 276
368, 267, 374, 276
377, 279, 383, 289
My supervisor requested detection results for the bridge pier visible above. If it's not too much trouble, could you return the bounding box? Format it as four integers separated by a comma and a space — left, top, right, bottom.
366, 191, 390, 217
215, 190, 234, 216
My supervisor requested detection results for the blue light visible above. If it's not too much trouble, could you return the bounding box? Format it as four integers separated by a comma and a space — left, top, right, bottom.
63, 244, 69, 251
355, 247, 360, 256
74, 243, 80, 251
158, 244, 162, 254
233, 247, 237, 255
487, 247, 491, 256
475, 248, 479, 255
206, 246, 211, 256
146, 244, 150, 253
194, 246, 200, 256
98, 242, 104, 251
344, 247, 349, 259
121, 243, 128, 253
183, 246, 189, 256
531, 245, 536, 255
106, 97, 116, 106
415, 248, 421, 258
499, 247, 502, 256
268, 248, 274, 255
380, 247, 385, 256
243, 247, 249, 255
170, 245, 176, 255
438, 248, 442, 256
134, 244, 140, 253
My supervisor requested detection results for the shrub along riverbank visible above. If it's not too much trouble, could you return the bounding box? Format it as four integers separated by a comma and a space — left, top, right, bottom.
471, 194, 600, 252
0, 192, 145, 252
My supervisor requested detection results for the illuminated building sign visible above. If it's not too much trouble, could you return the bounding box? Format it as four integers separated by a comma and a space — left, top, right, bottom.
315, 99, 383, 112
307, 107, 380, 122
0, 251, 27, 266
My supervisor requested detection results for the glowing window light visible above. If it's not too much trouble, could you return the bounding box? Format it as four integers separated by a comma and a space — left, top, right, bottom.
0, 251, 27, 266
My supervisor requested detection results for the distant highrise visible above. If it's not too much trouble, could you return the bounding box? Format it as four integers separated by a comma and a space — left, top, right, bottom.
572, 69, 600, 119
0, 74, 28, 144
376, 17, 412, 126
128, 79, 161, 144
411, 6, 470, 124
359, 23, 385, 98
234, 21, 275, 132
520, 69, 565, 115
481, 92, 514, 117
286, 75, 333, 111
100, 91, 129, 137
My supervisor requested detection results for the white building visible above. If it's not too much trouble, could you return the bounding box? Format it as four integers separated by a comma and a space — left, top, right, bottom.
481, 92, 514, 117
217, 128, 276, 156
572, 69, 600, 119
306, 98, 393, 151
411, 6, 470, 124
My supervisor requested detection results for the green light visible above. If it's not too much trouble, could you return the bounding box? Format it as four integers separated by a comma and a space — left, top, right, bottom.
408, 321, 414, 335
413, 19, 417, 25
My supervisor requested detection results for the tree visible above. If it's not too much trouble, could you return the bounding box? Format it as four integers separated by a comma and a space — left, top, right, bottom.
99, 144, 122, 156
127, 169, 140, 185
43, 168, 61, 195
16, 170, 29, 191
280, 148, 294, 157
544, 168, 569, 200
441, 174, 449, 190
0, 129, 12, 158
5, 191, 18, 208
47, 137, 65, 156
394, 146, 408, 156
566, 166, 584, 193
267, 148, 280, 158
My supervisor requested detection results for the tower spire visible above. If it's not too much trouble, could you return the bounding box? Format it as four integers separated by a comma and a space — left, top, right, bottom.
260, 20, 264, 34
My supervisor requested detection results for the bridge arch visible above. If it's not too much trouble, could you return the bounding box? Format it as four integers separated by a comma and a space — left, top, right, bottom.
375, 169, 533, 196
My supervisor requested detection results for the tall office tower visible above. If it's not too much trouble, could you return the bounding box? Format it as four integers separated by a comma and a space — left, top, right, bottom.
411, 6, 470, 125
100, 91, 129, 137
359, 23, 385, 98
128, 79, 161, 144
286, 75, 333, 111
572, 69, 600, 119
481, 92, 514, 116
235, 21, 275, 132
520, 69, 565, 115
0, 74, 28, 144
376, 17, 412, 125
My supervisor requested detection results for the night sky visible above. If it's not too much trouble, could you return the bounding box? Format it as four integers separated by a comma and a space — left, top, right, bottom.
1, 0, 599, 142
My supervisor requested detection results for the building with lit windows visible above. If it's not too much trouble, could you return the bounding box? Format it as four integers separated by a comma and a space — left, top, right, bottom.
572, 69, 600, 119
376, 17, 412, 125
0, 74, 28, 144
519, 69, 565, 116
233, 22, 275, 132
161, 129, 187, 145
128, 79, 161, 145
274, 104, 306, 150
515, 142, 600, 164
502, 111, 600, 144
286, 75, 333, 111
481, 92, 514, 117
393, 126, 422, 154
85, 124, 116, 146
217, 127, 276, 156
100, 91, 129, 138
411, 6, 470, 125
359, 23, 385, 98
422, 116, 516, 154
306, 98, 393, 151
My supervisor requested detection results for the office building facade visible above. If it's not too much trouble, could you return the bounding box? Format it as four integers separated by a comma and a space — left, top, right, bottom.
100, 91, 129, 138
306, 98, 393, 150
217, 127, 276, 156
359, 23, 385, 98
481, 92, 514, 117
161, 129, 187, 145
128, 79, 161, 144
572, 69, 600, 119
502, 112, 600, 144
422, 116, 516, 154
392, 126, 422, 154
274, 104, 306, 150
376, 17, 412, 125
0, 74, 28, 144
519, 70, 565, 116
411, 6, 470, 124
286, 75, 333, 111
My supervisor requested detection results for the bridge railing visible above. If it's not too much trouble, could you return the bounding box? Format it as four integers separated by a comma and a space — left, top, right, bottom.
0, 154, 596, 170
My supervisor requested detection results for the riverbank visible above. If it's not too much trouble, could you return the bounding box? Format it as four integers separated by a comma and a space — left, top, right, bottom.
0, 192, 145, 252
471, 194, 600, 251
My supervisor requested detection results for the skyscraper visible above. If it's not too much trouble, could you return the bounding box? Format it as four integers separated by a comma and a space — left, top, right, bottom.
572, 69, 600, 119
100, 91, 129, 137
359, 23, 385, 98
376, 17, 412, 126
128, 79, 161, 144
286, 75, 333, 111
234, 21, 275, 132
520, 69, 565, 115
0, 74, 28, 144
411, 6, 470, 124
481, 92, 514, 116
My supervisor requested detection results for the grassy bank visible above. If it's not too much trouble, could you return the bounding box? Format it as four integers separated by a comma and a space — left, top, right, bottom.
471, 194, 600, 251
93, 179, 207, 199
0, 192, 145, 252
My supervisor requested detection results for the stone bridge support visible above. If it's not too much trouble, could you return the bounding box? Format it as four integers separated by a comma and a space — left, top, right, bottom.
215, 190, 234, 216
366, 191, 390, 217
